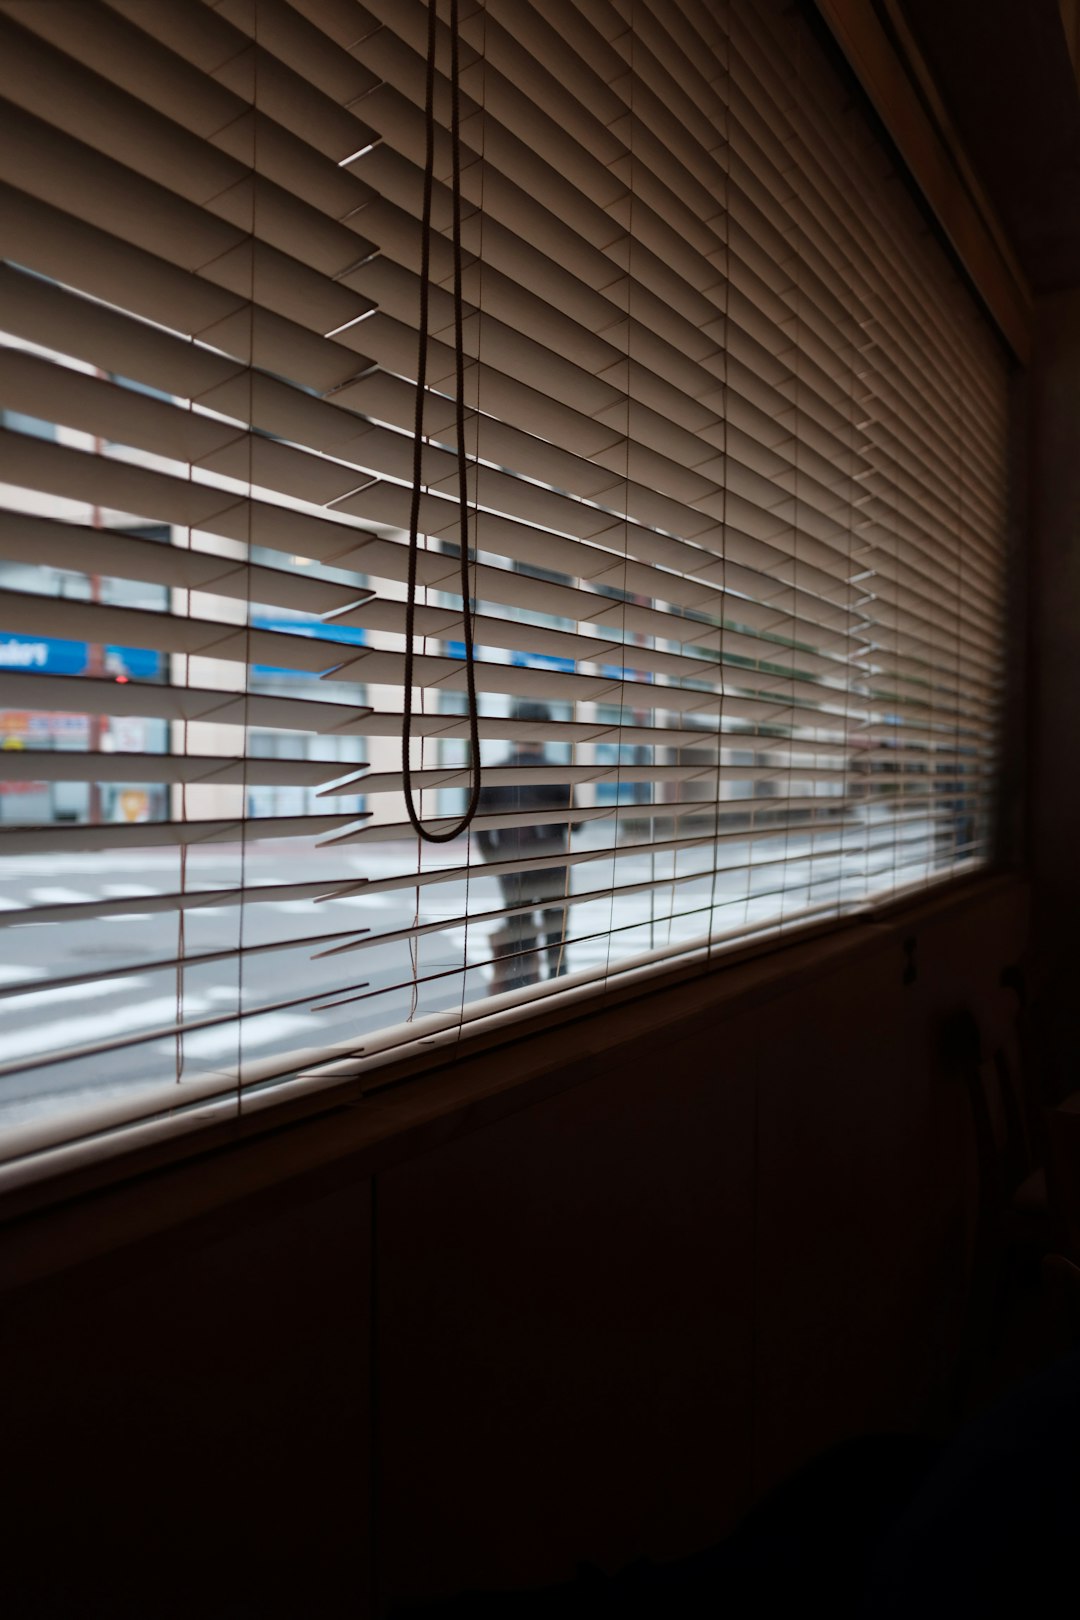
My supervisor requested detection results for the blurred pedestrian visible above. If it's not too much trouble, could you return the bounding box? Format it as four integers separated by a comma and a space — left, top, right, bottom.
476, 701, 576, 992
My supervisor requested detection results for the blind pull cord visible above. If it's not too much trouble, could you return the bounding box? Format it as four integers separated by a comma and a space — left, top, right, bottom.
403, 0, 482, 843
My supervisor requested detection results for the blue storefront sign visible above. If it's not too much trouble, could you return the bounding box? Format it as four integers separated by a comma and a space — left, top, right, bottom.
251, 617, 367, 678
510, 649, 575, 674
600, 664, 654, 683
444, 640, 647, 681
0, 623, 368, 683
444, 641, 574, 674
0, 633, 161, 679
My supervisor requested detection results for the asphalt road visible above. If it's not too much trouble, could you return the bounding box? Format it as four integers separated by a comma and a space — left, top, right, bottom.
0, 808, 948, 1139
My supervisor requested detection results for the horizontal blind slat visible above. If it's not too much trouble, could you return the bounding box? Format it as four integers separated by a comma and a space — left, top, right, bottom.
0, 751, 362, 789
0, 671, 373, 733
0, 813, 362, 856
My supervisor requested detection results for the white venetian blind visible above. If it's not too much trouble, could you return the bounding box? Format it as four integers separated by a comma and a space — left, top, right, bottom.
0, 0, 1009, 1173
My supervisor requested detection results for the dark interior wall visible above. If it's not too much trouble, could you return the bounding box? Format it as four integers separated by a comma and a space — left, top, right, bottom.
1, 1179, 373, 1619
1027, 288, 1080, 1100
1030, 289, 1080, 943
0, 877, 1027, 1618
898, 0, 1080, 294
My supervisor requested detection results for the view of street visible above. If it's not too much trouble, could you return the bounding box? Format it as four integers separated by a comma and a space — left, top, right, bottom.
0, 805, 948, 1140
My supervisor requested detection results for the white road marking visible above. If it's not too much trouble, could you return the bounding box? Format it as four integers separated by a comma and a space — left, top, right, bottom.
1, 993, 209, 1065
0, 963, 46, 985
178, 1011, 315, 1059
6, 975, 151, 1011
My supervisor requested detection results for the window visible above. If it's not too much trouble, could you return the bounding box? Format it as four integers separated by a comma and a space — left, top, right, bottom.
0, 524, 172, 828
0, 0, 1009, 1177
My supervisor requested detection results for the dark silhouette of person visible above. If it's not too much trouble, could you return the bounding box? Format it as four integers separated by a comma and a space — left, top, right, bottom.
476, 701, 575, 992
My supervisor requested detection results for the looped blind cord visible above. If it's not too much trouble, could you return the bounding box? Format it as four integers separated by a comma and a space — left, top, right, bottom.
403, 0, 482, 843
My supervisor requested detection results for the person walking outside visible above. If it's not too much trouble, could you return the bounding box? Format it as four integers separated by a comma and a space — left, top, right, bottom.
476, 701, 576, 993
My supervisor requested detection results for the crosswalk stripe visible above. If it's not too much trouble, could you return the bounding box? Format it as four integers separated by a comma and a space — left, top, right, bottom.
0, 963, 45, 985
7, 975, 151, 1012
2, 993, 207, 1066
178, 1012, 315, 1060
